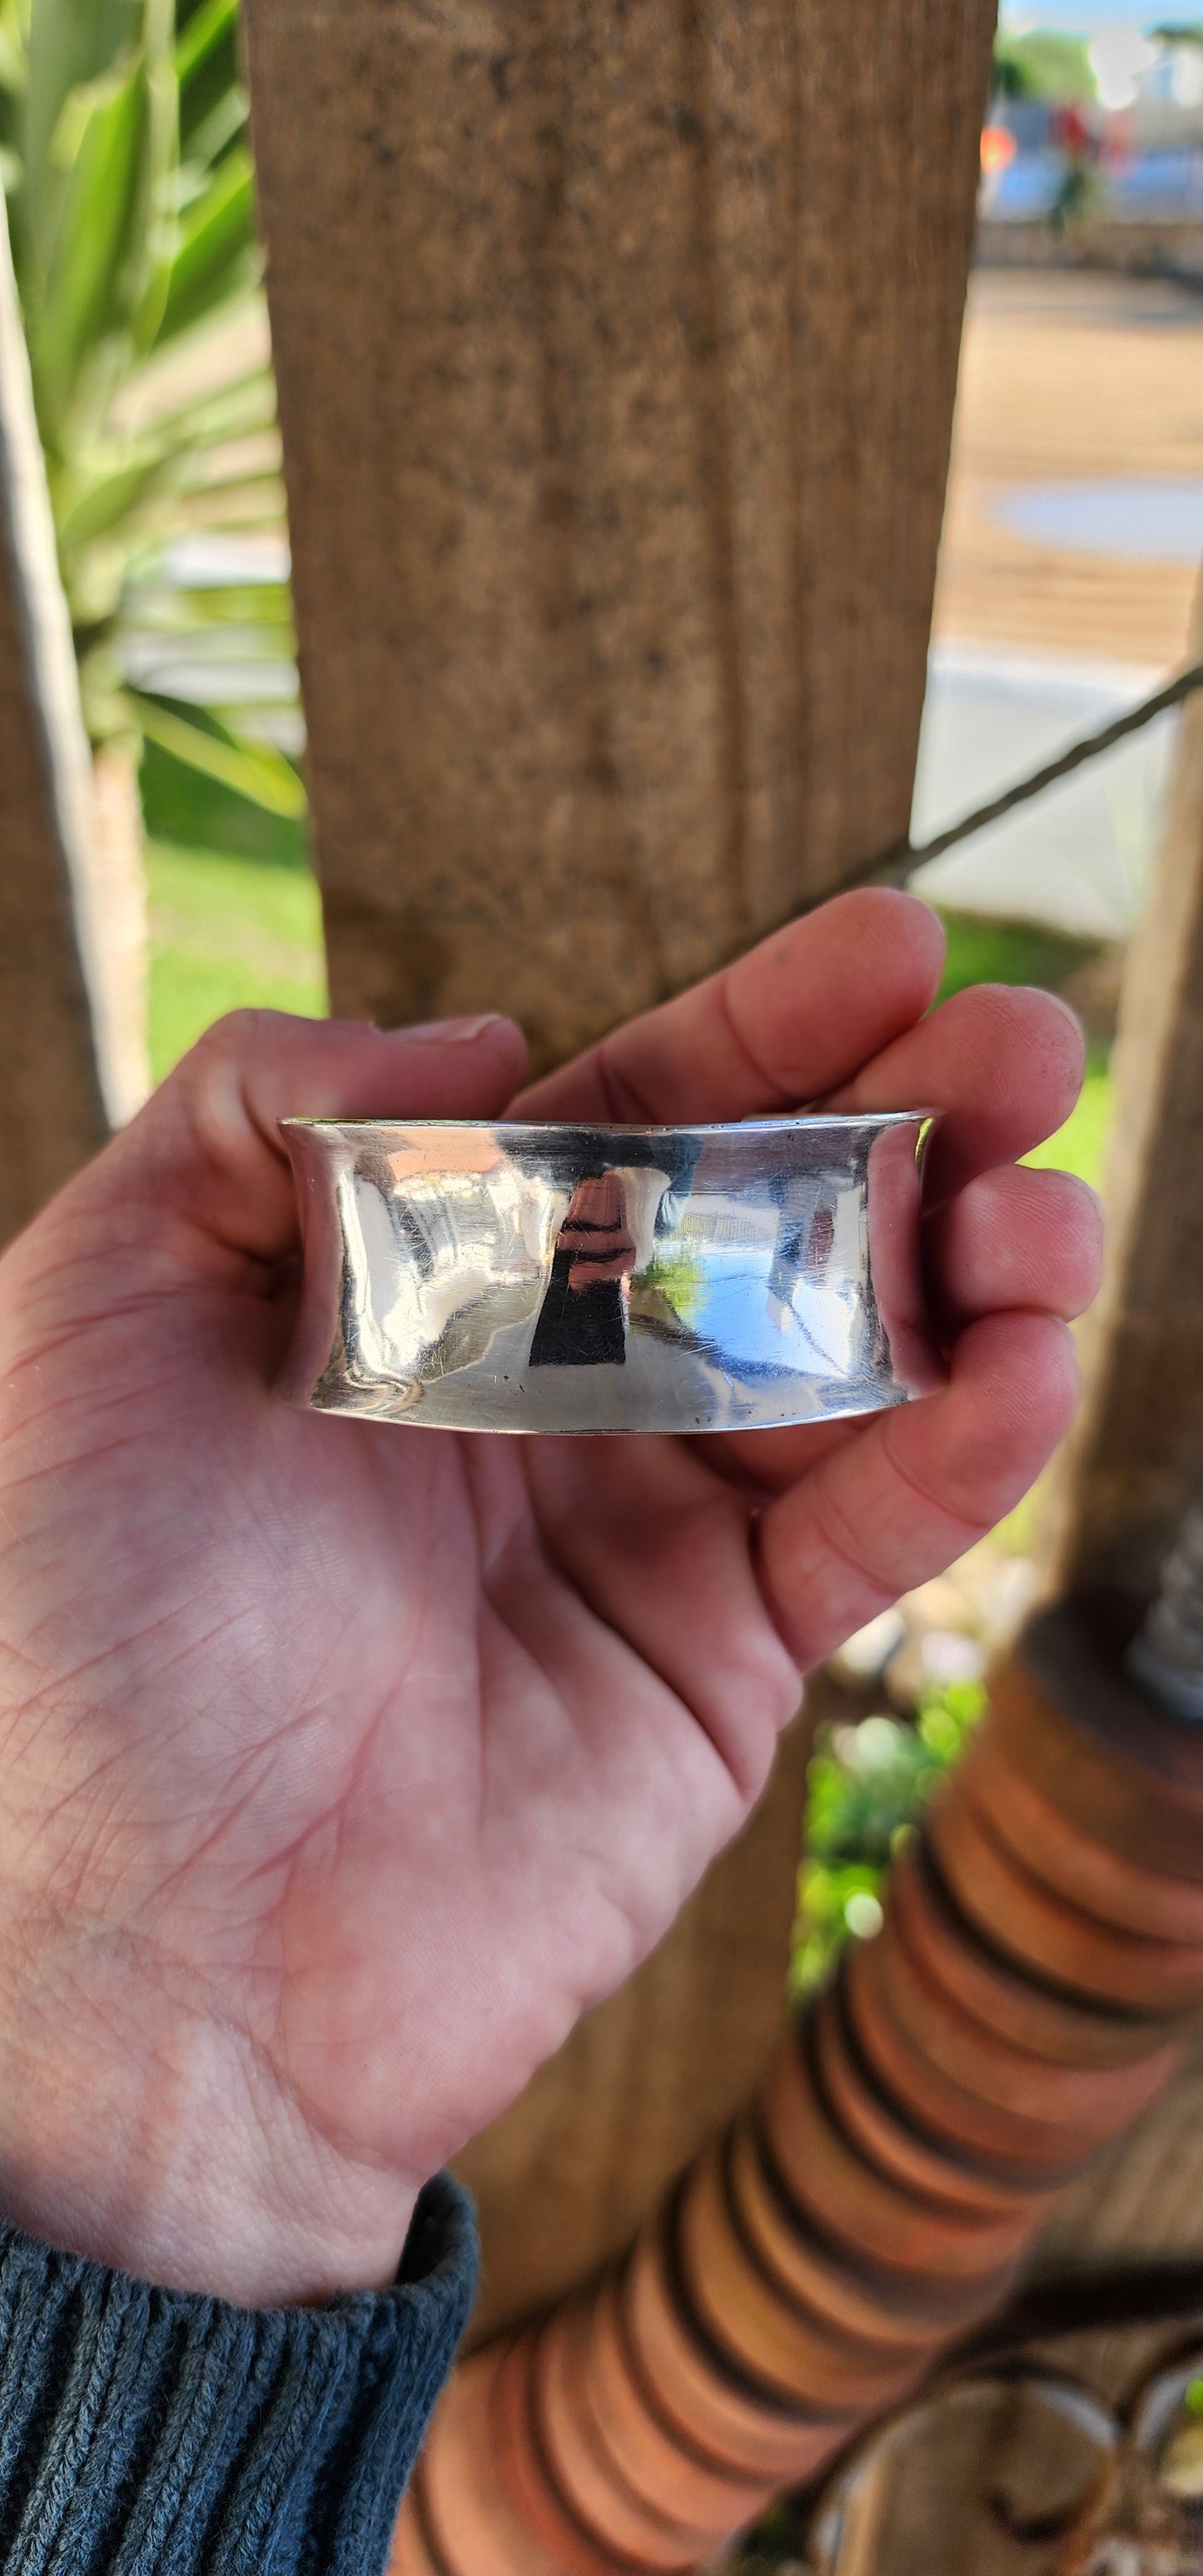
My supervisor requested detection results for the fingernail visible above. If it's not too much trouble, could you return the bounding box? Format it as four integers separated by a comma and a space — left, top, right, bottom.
393, 1013, 508, 1044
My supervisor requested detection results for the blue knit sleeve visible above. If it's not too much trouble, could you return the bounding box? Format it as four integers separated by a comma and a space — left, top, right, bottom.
0, 2173, 476, 2574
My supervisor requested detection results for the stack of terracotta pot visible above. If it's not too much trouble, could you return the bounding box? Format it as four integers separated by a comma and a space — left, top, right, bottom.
391, 1605, 1203, 2576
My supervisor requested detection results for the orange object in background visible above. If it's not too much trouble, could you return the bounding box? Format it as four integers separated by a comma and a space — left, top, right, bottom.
980, 126, 1017, 177
390, 1604, 1203, 2575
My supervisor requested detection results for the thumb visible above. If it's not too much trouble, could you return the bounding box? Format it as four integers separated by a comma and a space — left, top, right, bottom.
67, 1008, 529, 1271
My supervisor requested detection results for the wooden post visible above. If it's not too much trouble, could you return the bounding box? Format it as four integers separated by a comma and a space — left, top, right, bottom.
242, 0, 997, 2325
244, 0, 995, 1067
1054, 578, 1203, 1608
0, 198, 115, 1243
1024, 585, 1203, 2316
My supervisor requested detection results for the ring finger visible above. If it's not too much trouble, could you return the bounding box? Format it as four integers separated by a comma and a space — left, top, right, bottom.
926, 1163, 1103, 1338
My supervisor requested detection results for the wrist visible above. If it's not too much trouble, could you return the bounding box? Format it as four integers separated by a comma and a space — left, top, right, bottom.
0, 1890, 420, 2306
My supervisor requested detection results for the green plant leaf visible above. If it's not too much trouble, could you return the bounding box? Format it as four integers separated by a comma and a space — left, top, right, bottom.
0, 0, 26, 99
174, 0, 235, 85
134, 693, 306, 816
156, 139, 254, 341
30, 55, 150, 447
178, 75, 244, 175
22, 0, 144, 272
133, 355, 274, 446
55, 444, 172, 549
129, 578, 294, 630
10, 0, 291, 766
23, 0, 180, 451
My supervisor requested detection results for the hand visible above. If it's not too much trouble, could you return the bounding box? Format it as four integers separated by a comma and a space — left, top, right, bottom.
0, 891, 1100, 2306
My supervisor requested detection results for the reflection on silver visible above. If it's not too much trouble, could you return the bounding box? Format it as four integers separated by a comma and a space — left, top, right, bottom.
278, 1114, 942, 1437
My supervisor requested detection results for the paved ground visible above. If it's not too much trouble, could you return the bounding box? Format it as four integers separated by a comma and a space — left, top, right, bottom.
932, 267, 1203, 668
911, 641, 1174, 938
914, 266, 1203, 932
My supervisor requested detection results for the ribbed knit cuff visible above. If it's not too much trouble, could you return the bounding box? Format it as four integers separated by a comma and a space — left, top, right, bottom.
0, 2173, 476, 2575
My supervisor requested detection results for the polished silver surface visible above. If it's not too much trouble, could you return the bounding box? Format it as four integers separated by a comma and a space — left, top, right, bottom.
278, 1113, 942, 1437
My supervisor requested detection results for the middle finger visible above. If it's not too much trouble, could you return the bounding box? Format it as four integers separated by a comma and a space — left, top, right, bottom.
927, 1164, 1103, 1336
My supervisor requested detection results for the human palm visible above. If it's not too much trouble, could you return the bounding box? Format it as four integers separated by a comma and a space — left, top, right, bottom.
0, 893, 1100, 2306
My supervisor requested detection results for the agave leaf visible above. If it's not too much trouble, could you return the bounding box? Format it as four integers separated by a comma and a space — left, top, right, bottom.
131, 624, 295, 676
30, 56, 152, 450
52, 359, 271, 562
23, 0, 179, 450
172, 483, 287, 538
11, 0, 299, 795
174, 0, 236, 87
129, 578, 294, 631
173, 445, 281, 499
54, 443, 171, 550
0, 0, 26, 98
156, 141, 255, 343
127, 0, 181, 355
176, 0, 240, 167
178, 75, 244, 175
134, 691, 306, 816
22, 0, 142, 260
131, 356, 273, 446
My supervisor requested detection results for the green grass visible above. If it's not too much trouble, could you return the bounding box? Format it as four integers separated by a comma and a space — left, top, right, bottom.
1026, 1050, 1111, 1191
935, 912, 1096, 1011
143, 733, 326, 1083
935, 909, 1114, 1192
147, 839, 326, 1086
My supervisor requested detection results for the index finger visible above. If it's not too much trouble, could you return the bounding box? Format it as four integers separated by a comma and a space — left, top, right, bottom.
513, 889, 947, 1123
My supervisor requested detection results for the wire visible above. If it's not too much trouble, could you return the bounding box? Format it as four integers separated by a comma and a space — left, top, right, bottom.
839, 654, 1203, 898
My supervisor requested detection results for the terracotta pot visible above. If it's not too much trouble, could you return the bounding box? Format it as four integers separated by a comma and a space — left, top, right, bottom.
860, 1892, 1178, 2139
890, 1839, 1169, 2071
679, 2136, 924, 2410
953, 1728, 1203, 1944
726, 2114, 957, 2354
579, 2280, 778, 2532
390, 1608, 1203, 2576
843, 1936, 1096, 2175
390, 2504, 439, 2576
532, 2306, 719, 2568
755, 2018, 1034, 2276
621, 2216, 848, 2482
413, 2340, 569, 2576
926, 1783, 1203, 2016
990, 1610, 1203, 1886
492, 2327, 645, 2576
809, 1977, 1047, 2219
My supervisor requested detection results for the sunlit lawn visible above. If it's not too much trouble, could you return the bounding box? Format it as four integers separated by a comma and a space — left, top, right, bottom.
937, 914, 1111, 1191
147, 839, 326, 1083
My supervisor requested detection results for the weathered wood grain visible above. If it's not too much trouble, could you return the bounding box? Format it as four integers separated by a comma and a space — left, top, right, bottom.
0, 198, 110, 1243
244, 0, 996, 1069
1054, 577, 1203, 1604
